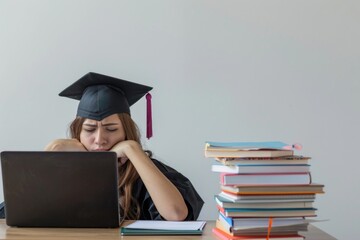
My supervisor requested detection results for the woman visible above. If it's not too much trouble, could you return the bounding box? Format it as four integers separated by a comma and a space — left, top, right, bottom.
43, 72, 203, 221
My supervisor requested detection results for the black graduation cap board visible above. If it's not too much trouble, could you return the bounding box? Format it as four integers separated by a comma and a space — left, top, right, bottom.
59, 72, 153, 138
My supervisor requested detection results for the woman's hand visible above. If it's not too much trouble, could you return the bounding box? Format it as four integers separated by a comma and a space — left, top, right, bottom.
109, 140, 140, 165
44, 139, 87, 151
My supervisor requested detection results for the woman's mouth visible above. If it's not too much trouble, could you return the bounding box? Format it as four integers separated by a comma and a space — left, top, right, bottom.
93, 148, 108, 151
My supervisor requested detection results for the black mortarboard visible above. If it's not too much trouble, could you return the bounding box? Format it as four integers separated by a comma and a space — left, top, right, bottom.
59, 72, 153, 138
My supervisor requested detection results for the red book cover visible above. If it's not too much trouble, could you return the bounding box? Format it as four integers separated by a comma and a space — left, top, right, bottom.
212, 227, 304, 240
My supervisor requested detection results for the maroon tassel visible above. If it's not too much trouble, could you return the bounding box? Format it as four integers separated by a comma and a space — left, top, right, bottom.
146, 93, 153, 139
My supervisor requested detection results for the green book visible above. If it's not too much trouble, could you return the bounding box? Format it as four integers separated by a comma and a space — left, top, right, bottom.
120, 220, 206, 236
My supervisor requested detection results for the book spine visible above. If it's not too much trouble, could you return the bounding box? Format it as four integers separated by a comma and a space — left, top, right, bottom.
220, 173, 312, 186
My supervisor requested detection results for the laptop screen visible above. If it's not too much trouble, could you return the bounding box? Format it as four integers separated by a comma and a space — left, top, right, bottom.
1, 151, 120, 228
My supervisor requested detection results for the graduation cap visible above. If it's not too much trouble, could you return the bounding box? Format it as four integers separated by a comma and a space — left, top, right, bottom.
59, 72, 153, 139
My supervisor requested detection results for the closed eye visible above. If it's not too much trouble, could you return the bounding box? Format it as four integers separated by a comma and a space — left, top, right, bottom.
83, 128, 96, 132
106, 128, 118, 132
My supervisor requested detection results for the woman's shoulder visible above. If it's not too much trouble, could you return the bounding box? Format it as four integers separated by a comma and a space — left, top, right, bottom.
149, 158, 191, 181
150, 158, 179, 173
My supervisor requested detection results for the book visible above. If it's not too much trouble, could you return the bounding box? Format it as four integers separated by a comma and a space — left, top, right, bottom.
212, 227, 305, 240
218, 192, 316, 202
120, 220, 206, 235
220, 183, 324, 195
216, 156, 311, 166
220, 172, 312, 186
212, 163, 310, 174
217, 205, 317, 218
215, 195, 314, 209
218, 212, 310, 229
216, 218, 308, 235
205, 141, 295, 158
206, 149, 294, 158
206, 141, 296, 150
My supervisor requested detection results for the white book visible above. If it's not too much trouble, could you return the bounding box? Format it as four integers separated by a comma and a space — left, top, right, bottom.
212, 163, 310, 174
215, 195, 314, 209
218, 192, 316, 202
220, 172, 311, 185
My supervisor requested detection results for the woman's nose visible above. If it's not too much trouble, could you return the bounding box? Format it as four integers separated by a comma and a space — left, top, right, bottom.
94, 129, 107, 145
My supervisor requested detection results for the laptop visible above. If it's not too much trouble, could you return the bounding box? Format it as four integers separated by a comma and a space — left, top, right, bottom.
1, 151, 120, 228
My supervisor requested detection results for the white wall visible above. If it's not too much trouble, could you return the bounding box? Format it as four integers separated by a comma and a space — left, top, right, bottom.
1, 0, 359, 238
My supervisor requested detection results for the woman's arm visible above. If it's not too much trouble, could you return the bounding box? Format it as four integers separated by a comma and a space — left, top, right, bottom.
44, 139, 87, 151
111, 140, 188, 221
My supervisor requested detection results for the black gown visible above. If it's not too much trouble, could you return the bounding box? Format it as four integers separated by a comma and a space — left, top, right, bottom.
0, 158, 204, 220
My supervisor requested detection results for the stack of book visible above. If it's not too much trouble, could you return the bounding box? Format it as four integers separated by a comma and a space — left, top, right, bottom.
205, 141, 325, 240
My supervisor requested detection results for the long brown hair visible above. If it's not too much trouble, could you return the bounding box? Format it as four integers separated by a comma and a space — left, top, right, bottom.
69, 113, 147, 221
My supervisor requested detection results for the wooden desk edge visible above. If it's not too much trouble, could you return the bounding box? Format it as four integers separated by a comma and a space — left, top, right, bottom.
0, 219, 337, 240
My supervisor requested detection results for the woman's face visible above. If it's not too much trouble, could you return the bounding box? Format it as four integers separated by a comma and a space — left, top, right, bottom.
80, 114, 126, 151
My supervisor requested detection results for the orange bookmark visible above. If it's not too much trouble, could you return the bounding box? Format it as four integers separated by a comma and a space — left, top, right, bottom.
266, 217, 273, 240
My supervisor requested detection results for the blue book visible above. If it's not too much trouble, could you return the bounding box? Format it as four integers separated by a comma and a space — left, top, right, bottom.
218, 212, 309, 228
219, 207, 317, 217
